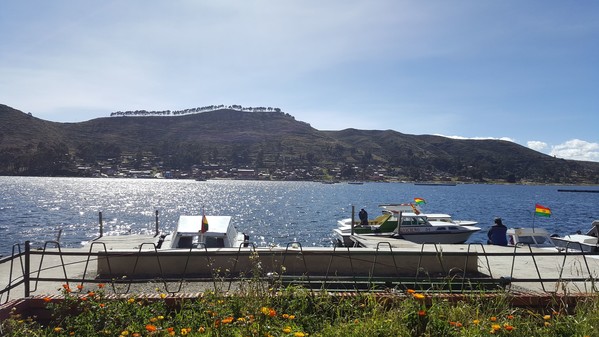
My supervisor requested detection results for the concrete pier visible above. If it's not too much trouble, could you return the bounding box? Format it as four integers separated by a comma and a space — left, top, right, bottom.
2, 234, 599, 303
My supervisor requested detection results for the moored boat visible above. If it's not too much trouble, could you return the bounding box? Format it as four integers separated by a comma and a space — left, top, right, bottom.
333, 204, 480, 246
506, 227, 558, 250
551, 220, 599, 253
159, 215, 249, 249
379, 203, 478, 226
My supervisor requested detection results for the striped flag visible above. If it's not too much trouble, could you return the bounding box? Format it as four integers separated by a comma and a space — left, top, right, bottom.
535, 204, 551, 217
414, 197, 426, 205
201, 214, 209, 233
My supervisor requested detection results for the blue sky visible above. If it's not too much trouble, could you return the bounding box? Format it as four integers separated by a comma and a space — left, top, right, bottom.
1, 1, 598, 162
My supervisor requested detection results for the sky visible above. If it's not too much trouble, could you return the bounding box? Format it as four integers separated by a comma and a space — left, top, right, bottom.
1, 1, 598, 162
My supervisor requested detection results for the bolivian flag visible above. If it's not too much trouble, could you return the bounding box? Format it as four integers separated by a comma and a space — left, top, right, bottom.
201, 214, 209, 233
414, 197, 426, 205
535, 204, 551, 217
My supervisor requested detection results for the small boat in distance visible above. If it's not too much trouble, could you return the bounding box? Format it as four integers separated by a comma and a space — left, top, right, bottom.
333, 204, 480, 246
414, 182, 457, 186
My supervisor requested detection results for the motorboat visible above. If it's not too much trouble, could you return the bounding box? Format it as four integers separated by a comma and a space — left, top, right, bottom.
551, 220, 599, 253
159, 215, 249, 249
379, 204, 478, 226
333, 204, 480, 246
506, 227, 558, 250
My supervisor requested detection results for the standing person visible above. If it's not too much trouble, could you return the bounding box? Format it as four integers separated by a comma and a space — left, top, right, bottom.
487, 217, 508, 246
358, 208, 368, 226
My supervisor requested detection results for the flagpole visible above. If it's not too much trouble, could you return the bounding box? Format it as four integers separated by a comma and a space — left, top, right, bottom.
532, 203, 537, 233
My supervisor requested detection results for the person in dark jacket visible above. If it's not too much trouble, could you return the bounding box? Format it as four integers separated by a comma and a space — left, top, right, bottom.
358, 208, 368, 226
487, 217, 508, 246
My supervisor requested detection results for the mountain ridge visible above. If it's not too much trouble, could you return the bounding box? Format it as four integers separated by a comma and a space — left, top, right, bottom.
1, 103, 598, 183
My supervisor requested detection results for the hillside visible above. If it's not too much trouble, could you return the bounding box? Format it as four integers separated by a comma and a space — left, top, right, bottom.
1, 103, 598, 183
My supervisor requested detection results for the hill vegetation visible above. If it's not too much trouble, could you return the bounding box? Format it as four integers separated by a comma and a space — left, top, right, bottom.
1, 103, 598, 184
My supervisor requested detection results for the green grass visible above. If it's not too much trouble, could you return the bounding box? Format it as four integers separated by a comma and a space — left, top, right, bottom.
2, 282, 599, 337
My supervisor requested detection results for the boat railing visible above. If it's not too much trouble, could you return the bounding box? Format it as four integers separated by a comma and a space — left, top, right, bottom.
2, 240, 599, 305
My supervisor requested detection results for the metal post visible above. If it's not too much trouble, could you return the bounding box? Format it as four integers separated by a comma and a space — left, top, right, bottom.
99, 211, 103, 238
351, 205, 355, 236
24, 241, 30, 297
155, 210, 160, 236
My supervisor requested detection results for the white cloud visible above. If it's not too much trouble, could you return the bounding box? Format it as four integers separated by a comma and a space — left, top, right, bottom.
435, 135, 516, 142
527, 141, 548, 152
550, 139, 599, 162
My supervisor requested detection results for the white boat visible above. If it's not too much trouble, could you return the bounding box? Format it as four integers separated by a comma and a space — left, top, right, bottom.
379, 204, 478, 226
551, 220, 599, 253
506, 227, 558, 250
159, 215, 249, 249
333, 204, 480, 246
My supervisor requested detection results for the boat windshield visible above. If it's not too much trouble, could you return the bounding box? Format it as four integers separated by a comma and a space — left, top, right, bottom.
400, 216, 429, 227
517, 235, 555, 247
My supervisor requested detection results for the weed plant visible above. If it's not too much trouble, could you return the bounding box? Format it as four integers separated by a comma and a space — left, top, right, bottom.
2, 281, 599, 337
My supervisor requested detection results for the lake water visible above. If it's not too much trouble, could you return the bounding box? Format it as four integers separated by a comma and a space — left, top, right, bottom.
1, 176, 598, 257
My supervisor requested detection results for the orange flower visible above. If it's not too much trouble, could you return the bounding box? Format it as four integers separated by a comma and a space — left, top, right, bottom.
88, 291, 95, 297
76, 284, 84, 291
145, 324, 157, 332
99, 303, 106, 308
418, 310, 426, 317
407, 289, 416, 294
62, 284, 71, 293
505, 325, 514, 331
269, 308, 276, 317
198, 326, 206, 333
413, 293, 425, 300
490, 316, 497, 322
43, 297, 52, 303
492, 324, 501, 331
507, 314, 514, 320
98, 283, 105, 288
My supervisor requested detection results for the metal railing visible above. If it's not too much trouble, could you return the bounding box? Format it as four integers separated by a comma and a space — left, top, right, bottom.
2, 240, 599, 304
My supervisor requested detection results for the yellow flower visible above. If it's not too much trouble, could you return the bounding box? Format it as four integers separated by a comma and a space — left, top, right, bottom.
121, 330, 129, 336
544, 321, 551, 327
127, 298, 135, 304
492, 324, 501, 331
282, 326, 292, 333
157, 315, 164, 320
472, 319, 480, 325
288, 315, 296, 320
160, 293, 167, 299
198, 326, 206, 333
543, 314, 551, 320
54, 327, 63, 333
294, 332, 306, 337
261, 307, 270, 315
282, 313, 290, 319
